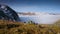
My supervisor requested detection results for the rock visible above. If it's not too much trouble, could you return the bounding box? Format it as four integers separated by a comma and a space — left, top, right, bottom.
0, 4, 20, 22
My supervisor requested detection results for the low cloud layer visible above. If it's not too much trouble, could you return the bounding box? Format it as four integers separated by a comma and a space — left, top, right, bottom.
19, 12, 60, 24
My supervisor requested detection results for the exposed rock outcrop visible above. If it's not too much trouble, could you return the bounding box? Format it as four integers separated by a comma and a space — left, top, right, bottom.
0, 4, 20, 21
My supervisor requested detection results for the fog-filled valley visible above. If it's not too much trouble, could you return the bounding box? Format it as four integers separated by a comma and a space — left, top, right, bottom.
18, 12, 60, 24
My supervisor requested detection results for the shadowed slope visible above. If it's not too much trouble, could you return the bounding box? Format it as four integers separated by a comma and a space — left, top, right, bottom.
0, 4, 20, 21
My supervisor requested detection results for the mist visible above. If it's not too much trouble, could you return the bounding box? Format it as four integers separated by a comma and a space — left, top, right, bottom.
19, 13, 60, 24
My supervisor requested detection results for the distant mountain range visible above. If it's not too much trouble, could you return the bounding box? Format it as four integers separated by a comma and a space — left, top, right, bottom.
17, 12, 60, 15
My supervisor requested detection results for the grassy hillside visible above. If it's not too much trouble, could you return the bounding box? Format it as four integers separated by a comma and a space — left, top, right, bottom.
0, 20, 60, 34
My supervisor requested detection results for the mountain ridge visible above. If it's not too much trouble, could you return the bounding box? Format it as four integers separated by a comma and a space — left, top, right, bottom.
17, 12, 60, 15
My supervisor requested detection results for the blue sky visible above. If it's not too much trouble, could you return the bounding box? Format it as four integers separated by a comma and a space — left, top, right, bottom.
0, 0, 60, 13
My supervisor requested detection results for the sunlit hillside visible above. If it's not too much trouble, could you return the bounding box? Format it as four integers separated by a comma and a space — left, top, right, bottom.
0, 20, 60, 34
54, 20, 60, 24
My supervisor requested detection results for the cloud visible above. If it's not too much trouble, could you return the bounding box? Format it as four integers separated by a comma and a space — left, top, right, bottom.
19, 12, 60, 24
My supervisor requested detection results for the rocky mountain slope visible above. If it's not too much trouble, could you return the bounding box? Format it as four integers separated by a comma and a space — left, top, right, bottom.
0, 4, 20, 22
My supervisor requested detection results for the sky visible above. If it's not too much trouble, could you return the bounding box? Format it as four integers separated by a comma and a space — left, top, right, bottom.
0, 0, 60, 13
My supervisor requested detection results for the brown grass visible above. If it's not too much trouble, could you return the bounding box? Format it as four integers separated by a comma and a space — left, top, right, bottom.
0, 20, 60, 34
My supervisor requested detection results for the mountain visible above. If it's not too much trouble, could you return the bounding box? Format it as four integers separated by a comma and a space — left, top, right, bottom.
18, 12, 60, 15
0, 4, 20, 22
